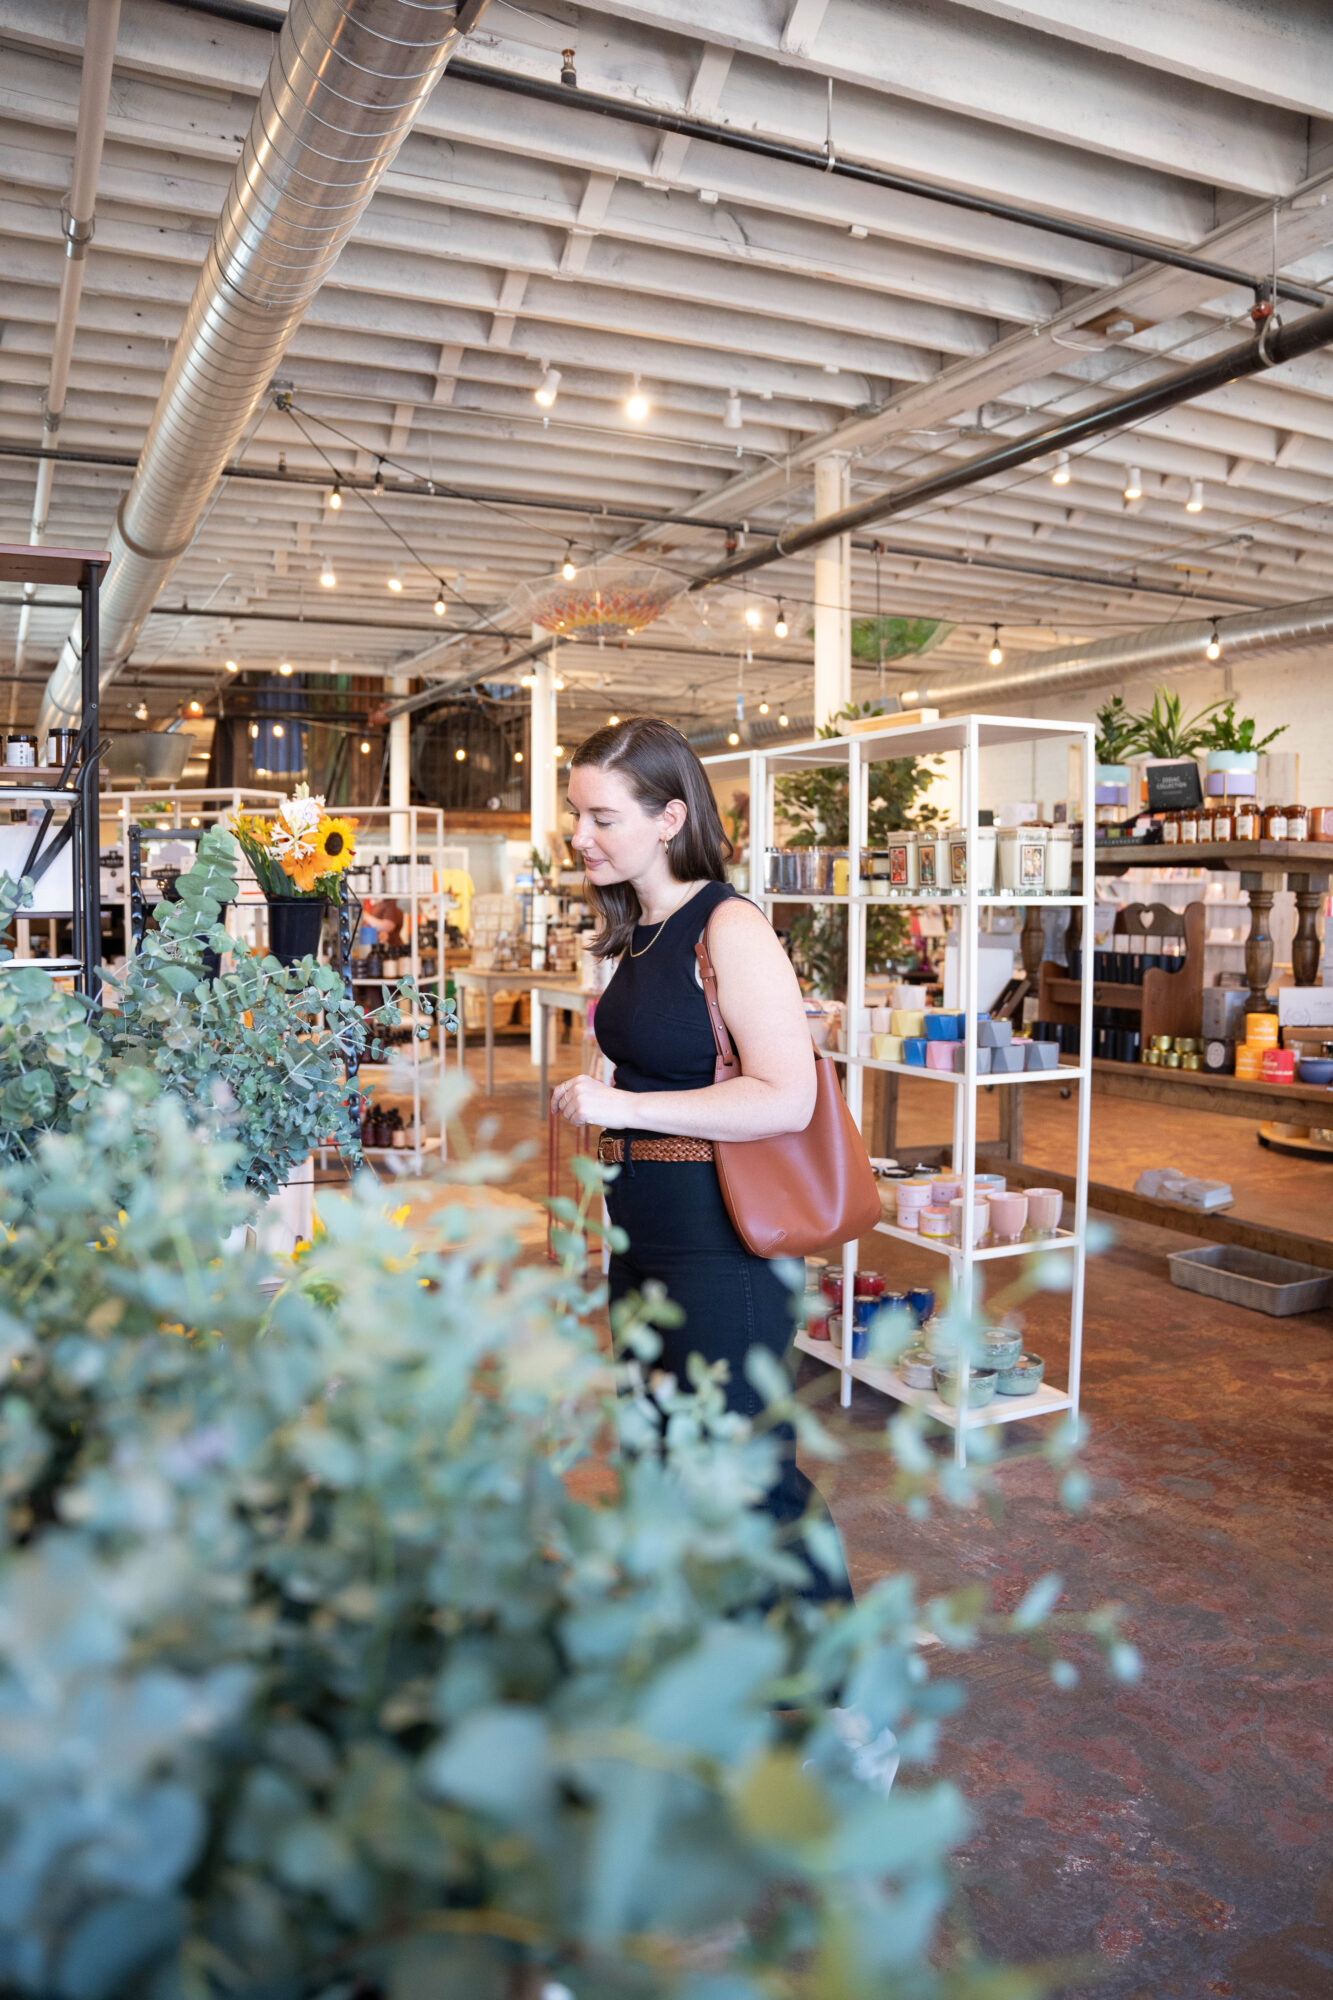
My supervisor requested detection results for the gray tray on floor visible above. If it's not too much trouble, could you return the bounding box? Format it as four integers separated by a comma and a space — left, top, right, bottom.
1167, 1243, 1333, 1317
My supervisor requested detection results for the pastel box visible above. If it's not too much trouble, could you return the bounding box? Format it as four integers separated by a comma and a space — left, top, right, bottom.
891, 1008, 926, 1038
924, 1011, 964, 1041
903, 1038, 928, 1066
926, 1041, 957, 1071
990, 1045, 1025, 1073
1025, 1040, 1060, 1070
871, 1033, 904, 1062
976, 1018, 1014, 1047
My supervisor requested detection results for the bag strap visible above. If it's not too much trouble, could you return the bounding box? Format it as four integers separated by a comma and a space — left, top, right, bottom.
694, 915, 741, 1083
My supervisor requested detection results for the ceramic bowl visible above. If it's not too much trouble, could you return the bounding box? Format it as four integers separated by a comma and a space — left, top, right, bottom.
933, 1365, 998, 1408
1296, 1055, 1333, 1085
997, 1353, 1046, 1396
981, 1328, 1024, 1371
899, 1348, 937, 1390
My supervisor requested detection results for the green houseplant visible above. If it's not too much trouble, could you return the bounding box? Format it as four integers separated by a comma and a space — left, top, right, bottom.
0, 1048, 1138, 2000
1125, 686, 1226, 761
1200, 700, 1286, 796
1093, 695, 1136, 776
774, 702, 943, 996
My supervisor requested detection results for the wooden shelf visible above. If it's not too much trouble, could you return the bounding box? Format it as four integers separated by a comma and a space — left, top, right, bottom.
1080, 838, 1333, 871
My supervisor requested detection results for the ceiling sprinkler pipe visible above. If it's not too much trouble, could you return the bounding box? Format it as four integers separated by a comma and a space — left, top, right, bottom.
39, 0, 489, 734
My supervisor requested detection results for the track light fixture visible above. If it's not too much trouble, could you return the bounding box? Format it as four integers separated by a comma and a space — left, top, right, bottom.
625, 377, 649, 422
1124, 466, 1142, 501
774, 602, 788, 639
1186, 478, 1204, 513
561, 546, 577, 581
1051, 451, 1071, 485
1206, 619, 1222, 661
723, 388, 742, 431
987, 623, 1004, 667
534, 364, 561, 408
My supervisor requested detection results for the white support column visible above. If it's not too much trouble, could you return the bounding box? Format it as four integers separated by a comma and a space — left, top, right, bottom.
530, 632, 559, 1061
812, 453, 851, 728
388, 676, 410, 855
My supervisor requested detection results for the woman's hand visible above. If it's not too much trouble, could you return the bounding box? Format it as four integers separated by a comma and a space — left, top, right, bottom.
551, 1074, 627, 1129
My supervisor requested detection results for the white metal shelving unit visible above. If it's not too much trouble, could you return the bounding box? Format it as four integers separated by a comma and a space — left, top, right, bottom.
708, 713, 1096, 1464
339, 803, 449, 1171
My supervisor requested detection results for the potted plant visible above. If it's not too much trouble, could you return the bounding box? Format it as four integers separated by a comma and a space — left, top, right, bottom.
1093, 695, 1137, 807
1200, 699, 1286, 795
230, 783, 357, 965
1123, 685, 1227, 804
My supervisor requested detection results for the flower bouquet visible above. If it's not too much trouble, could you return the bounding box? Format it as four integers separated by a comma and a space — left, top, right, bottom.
230, 785, 357, 964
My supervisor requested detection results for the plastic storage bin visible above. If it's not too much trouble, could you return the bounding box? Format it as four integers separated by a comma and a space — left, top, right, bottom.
1167, 1244, 1333, 1317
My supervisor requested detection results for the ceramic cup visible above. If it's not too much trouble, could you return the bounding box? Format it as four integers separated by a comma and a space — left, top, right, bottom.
986, 1188, 1028, 1242
919, 1204, 952, 1240
949, 1195, 989, 1246
1025, 1186, 1063, 1234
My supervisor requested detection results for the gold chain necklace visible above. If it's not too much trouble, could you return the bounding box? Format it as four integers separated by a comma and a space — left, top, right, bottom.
627, 881, 703, 958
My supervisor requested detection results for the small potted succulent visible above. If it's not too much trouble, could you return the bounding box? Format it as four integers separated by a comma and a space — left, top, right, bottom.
1201, 700, 1286, 795
1093, 696, 1137, 807
230, 784, 357, 964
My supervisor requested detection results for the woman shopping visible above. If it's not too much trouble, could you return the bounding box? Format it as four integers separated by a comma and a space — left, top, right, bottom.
551, 715, 852, 1603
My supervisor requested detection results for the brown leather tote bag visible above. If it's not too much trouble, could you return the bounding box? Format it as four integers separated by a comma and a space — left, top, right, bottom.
694, 916, 883, 1260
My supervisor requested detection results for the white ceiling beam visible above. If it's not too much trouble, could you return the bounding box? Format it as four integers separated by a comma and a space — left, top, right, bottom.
782, 0, 831, 58
387, 402, 415, 454
601, 0, 1307, 195
956, 0, 1333, 119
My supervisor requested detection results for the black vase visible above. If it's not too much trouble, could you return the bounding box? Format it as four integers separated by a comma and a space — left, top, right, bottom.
266, 896, 325, 967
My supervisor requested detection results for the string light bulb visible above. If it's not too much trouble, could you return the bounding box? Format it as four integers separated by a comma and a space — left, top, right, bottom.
759, 699, 769, 714
744, 604, 762, 629
1124, 466, 1142, 501
224, 660, 238, 673
727, 730, 740, 745
387, 568, 403, 593
774, 602, 788, 638
278, 660, 293, 676
987, 624, 1004, 667
455, 746, 466, 761
534, 365, 561, 408
434, 588, 446, 616
514, 750, 524, 763
372, 462, 385, 498
327, 481, 342, 511
248, 721, 258, 739
360, 739, 372, 753
561, 547, 577, 581
555, 744, 565, 759
320, 556, 336, 588
272, 724, 284, 739
608, 713, 620, 724
1051, 451, 1071, 485
187, 700, 203, 716
1206, 619, 1222, 661
1186, 478, 1204, 513
778, 712, 789, 727
625, 377, 649, 421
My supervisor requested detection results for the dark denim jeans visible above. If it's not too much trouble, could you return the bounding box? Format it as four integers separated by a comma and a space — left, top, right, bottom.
606, 1149, 851, 1603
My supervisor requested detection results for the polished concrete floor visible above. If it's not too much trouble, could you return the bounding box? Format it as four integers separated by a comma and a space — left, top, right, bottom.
367, 1028, 1333, 1999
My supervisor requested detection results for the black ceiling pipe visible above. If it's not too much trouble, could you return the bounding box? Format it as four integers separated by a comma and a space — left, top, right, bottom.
162, 0, 1329, 313
693, 304, 1333, 590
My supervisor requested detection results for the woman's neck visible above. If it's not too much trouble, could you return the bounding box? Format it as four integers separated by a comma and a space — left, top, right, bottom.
634, 864, 706, 926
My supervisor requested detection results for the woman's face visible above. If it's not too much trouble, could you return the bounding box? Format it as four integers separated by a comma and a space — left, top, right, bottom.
567, 763, 684, 885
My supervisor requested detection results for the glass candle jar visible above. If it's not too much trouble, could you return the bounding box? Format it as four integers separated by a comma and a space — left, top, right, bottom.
884, 829, 918, 892
996, 825, 1049, 892
1162, 812, 1180, 845
1234, 799, 1260, 840
1047, 825, 1074, 893
1179, 811, 1199, 845
1287, 804, 1309, 841
1264, 804, 1289, 840
1212, 801, 1234, 841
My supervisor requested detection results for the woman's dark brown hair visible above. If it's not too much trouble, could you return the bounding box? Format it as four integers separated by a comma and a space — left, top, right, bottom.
571, 715, 732, 957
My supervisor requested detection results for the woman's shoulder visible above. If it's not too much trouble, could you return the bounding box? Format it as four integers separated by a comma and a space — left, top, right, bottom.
701, 889, 773, 951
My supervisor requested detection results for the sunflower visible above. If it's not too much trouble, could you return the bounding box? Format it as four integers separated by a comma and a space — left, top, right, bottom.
312, 817, 357, 875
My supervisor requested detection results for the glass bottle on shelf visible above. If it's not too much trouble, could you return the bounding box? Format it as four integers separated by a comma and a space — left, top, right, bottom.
1233, 798, 1259, 840
1212, 800, 1234, 841
1287, 803, 1309, 842
1264, 802, 1289, 840
1162, 811, 1180, 845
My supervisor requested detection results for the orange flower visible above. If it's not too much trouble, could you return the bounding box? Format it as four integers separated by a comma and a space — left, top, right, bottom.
279, 847, 322, 893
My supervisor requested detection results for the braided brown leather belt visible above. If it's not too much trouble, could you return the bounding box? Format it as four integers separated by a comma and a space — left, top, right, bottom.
597, 1135, 715, 1164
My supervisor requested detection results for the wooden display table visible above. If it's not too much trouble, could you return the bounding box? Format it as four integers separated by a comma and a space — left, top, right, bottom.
453, 967, 581, 1098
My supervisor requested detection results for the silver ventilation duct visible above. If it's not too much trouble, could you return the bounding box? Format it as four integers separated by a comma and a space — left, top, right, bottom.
689, 594, 1333, 751
40, 0, 488, 734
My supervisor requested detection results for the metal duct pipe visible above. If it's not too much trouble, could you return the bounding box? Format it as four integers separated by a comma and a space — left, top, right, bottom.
690, 594, 1333, 747
909, 594, 1333, 713
39, 0, 487, 734
13, 0, 121, 713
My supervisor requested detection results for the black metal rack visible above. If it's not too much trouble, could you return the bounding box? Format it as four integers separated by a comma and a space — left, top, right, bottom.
0, 543, 108, 997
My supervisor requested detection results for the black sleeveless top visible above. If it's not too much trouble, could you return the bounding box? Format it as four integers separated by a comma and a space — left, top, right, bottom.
594, 879, 737, 1107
